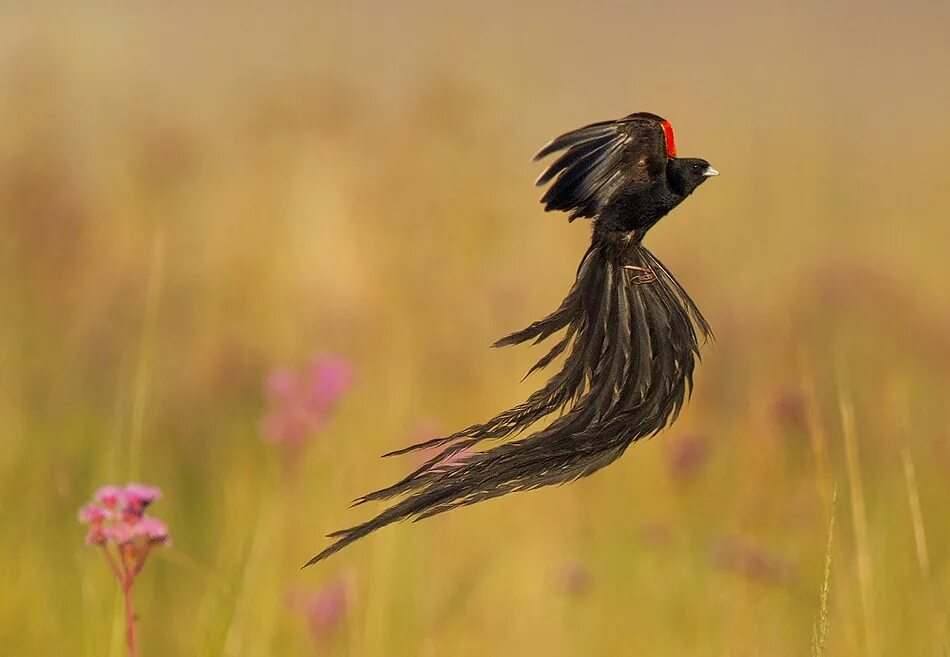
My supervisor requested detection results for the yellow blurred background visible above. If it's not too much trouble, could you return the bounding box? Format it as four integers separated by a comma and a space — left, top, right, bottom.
1, 1, 948, 655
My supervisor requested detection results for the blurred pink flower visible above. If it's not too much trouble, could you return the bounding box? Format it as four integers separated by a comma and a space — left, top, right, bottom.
261, 353, 354, 446
771, 387, 808, 430
265, 367, 297, 399
78, 483, 170, 555
432, 446, 471, 469
557, 560, 592, 597
407, 419, 441, 462
78, 504, 110, 524
407, 420, 474, 470
124, 484, 162, 511
290, 576, 352, 647
666, 433, 709, 482
135, 517, 170, 545
711, 537, 797, 586
312, 355, 353, 401
94, 485, 123, 509
85, 524, 108, 546
638, 520, 673, 549
107, 522, 136, 546
414, 443, 472, 473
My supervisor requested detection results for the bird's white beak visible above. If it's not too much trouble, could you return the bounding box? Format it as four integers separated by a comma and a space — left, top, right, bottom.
702, 166, 719, 177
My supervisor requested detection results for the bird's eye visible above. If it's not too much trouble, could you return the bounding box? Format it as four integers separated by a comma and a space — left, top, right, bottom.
692, 164, 703, 172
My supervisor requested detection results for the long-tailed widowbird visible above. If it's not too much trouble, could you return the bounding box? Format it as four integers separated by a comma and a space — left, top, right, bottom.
306, 112, 718, 566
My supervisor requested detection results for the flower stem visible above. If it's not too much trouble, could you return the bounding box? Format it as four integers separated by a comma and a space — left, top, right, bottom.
122, 568, 138, 657
100, 545, 123, 583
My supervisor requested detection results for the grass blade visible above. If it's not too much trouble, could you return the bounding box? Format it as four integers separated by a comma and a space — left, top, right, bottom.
812, 484, 837, 657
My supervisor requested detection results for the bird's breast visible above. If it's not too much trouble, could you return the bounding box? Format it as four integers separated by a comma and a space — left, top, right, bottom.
599, 186, 682, 234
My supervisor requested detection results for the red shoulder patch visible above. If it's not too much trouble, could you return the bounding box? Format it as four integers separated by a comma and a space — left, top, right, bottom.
660, 120, 677, 157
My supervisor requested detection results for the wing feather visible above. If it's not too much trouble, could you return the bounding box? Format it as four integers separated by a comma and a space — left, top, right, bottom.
534, 114, 671, 220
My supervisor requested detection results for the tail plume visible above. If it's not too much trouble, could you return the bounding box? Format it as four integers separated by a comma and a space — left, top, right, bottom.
305, 233, 710, 566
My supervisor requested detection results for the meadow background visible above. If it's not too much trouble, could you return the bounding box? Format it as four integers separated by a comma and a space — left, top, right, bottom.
1, 1, 949, 655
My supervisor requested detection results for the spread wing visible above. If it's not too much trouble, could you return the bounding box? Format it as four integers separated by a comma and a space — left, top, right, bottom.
534, 112, 671, 221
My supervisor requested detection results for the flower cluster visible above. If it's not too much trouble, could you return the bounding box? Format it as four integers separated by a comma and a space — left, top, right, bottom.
79, 483, 170, 657
79, 484, 169, 572
261, 354, 354, 446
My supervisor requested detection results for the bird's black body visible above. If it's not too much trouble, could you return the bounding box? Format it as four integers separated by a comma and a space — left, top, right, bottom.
598, 157, 715, 234
306, 112, 717, 566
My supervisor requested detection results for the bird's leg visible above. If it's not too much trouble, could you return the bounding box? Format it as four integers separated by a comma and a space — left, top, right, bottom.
623, 264, 656, 285
617, 229, 656, 284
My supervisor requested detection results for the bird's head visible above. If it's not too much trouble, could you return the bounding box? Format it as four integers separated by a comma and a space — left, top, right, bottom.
666, 157, 719, 198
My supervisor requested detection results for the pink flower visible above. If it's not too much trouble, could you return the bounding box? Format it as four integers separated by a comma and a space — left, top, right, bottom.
265, 367, 298, 399
124, 484, 162, 517
408, 419, 442, 464
94, 485, 123, 509
290, 576, 352, 646
638, 521, 673, 549
107, 523, 136, 546
85, 524, 108, 546
771, 387, 808, 431
557, 560, 592, 597
409, 420, 473, 470
261, 353, 354, 446
78, 483, 170, 552
429, 445, 471, 470
78, 504, 110, 524
711, 537, 797, 586
135, 517, 170, 545
666, 433, 709, 482
310, 355, 353, 403
79, 483, 170, 657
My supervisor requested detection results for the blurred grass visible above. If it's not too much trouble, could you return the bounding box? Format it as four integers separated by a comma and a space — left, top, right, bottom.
1, 1, 948, 656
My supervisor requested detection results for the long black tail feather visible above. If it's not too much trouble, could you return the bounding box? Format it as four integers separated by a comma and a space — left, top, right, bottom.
304, 234, 710, 566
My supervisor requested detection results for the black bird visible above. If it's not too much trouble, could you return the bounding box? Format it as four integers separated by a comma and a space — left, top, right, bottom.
306, 112, 717, 565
